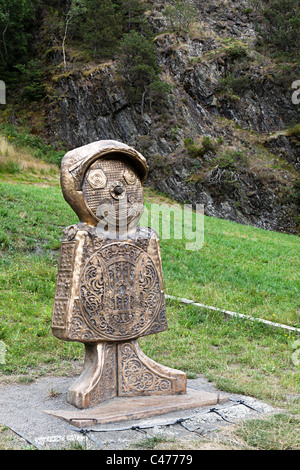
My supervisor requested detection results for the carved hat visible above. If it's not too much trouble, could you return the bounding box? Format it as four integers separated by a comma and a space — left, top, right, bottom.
60, 140, 148, 225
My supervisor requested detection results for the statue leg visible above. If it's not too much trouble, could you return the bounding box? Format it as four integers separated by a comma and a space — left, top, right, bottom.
117, 340, 186, 397
67, 342, 117, 409
67, 339, 186, 409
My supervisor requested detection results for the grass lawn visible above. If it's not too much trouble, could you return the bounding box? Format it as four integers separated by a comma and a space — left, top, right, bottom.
0, 135, 299, 449
0, 179, 298, 406
143, 190, 300, 327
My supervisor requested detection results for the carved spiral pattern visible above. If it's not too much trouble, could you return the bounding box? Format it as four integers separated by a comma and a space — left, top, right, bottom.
119, 342, 173, 395
79, 243, 162, 340
123, 167, 137, 185
87, 169, 107, 189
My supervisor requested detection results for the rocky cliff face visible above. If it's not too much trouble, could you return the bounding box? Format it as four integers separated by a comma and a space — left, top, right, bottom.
44, 0, 299, 234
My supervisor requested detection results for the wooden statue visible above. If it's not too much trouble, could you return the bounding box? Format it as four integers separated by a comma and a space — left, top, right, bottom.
52, 140, 186, 409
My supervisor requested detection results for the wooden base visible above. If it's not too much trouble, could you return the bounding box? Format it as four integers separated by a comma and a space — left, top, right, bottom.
45, 388, 228, 427
67, 339, 187, 409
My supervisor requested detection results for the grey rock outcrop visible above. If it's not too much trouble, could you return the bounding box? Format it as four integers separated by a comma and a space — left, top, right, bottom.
45, 1, 299, 234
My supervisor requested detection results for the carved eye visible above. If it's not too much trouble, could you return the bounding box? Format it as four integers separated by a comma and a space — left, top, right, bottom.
87, 169, 107, 189
123, 167, 137, 185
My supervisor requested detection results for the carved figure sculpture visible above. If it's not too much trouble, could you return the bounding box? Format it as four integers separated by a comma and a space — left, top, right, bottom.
52, 140, 186, 409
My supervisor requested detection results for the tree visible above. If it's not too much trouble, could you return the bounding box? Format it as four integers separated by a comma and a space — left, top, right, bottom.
119, 0, 149, 34
14, 59, 45, 101
0, 0, 37, 72
83, 0, 123, 58
163, 0, 197, 32
252, 0, 300, 53
118, 30, 170, 113
62, 0, 87, 71
118, 30, 158, 84
119, 31, 158, 72
147, 79, 172, 112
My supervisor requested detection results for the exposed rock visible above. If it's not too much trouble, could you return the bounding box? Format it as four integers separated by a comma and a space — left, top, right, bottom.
44, 1, 299, 234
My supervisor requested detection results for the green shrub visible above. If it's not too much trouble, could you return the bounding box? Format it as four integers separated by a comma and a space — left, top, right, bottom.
202, 136, 217, 153
286, 123, 300, 138
117, 30, 171, 112
14, 60, 45, 102
184, 136, 219, 157
0, 123, 65, 167
217, 73, 254, 96
0, 159, 21, 174
163, 0, 198, 32
214, 149, 247, 170
252, 0, 300, 54
150, 154, 172, 175
226, 44, 248, 61
82, 0, 122, 58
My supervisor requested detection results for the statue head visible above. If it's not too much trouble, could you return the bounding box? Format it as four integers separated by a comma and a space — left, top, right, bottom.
60, 140, 148, 236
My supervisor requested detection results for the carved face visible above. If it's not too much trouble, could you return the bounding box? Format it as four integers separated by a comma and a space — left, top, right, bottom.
82, 157, 144, 231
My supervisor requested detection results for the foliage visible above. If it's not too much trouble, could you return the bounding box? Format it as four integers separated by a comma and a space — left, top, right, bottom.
14, 60, 46, 101
118, 30, 159, 78
62, 0, 87, 70
0, 159, 21, 175
225, 44, 248, 61
147, 79, 172, 111
0, 0, 40, 86
82, 0, 123, 58
217, 72, 254, 96
118, 30, 170, 112
68, 0, 149, 58
251, 0, 300, 54
119, 0, 149, 34
163, 0, 198, 32
286, 123, 300, 138
214, 149, 247, 170
184, 135, 220, 157
149, 153, 173, 175
0, 123, 65, 166
0, 0, 38, 68
0, 0, 152, 93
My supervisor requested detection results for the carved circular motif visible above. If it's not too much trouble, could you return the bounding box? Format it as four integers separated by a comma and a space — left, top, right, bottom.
79, 243, 162, 341
124, 167, 137, 185
110, 181, 126, 200
82, 159, 143, 224
87, 169, 107, 189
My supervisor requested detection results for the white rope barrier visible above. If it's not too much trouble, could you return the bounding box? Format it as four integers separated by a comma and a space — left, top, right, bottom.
165, 295, 300, 335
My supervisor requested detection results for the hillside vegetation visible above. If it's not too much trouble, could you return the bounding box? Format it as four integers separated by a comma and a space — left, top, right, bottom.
0, 0, 299, 233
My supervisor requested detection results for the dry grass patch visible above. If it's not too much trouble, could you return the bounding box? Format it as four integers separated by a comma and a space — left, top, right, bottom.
0, 424, 34, 450
0, 136, 60, 185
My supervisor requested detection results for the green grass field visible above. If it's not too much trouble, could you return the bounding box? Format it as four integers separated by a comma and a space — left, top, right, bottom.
0, 135, 299, 429
0, 179, 299, 408
141, 195, 300, 327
